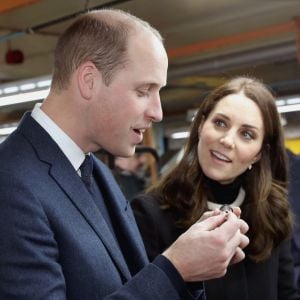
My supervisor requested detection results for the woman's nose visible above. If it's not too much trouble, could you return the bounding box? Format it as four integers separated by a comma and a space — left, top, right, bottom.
220, 134, 235, 149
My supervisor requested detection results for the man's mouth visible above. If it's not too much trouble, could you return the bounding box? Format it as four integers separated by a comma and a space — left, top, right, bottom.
133, 128, 146, 136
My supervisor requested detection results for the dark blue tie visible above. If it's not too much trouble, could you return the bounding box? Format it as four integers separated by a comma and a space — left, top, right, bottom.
80, 155, 117, 240
80, 155, 93, 191
80, 155, 141, 275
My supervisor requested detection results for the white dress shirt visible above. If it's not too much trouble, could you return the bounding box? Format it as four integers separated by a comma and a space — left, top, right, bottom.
31, 103, 86, 173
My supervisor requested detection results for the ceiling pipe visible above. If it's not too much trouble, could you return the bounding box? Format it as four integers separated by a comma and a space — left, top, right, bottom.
168, 41, 296, 80
0, 0, 132, 43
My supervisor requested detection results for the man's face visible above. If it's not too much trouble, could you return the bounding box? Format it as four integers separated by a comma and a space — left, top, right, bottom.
86, 31, 168, 156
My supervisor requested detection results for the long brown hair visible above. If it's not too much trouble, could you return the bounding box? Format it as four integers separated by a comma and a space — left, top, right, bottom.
149, 77, 292, 262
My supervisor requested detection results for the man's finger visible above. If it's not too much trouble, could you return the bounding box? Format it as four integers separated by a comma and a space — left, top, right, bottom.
195, 213, 227, 231
230, 247, 245, 265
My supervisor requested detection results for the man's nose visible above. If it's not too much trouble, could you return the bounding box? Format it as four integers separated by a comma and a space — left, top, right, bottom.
147, 93, 163, 123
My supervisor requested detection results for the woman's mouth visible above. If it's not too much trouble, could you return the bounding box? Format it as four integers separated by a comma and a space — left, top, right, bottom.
211, 150, 232, 163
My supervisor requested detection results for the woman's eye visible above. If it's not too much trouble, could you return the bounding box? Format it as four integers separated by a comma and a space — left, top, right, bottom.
242, 131, 254, 140
214, 119, 226, 128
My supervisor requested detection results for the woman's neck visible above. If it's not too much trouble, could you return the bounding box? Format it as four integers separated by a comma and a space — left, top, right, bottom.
204, 175, 242, 205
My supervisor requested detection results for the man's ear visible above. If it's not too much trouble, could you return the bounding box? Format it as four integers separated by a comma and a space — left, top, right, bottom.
77, 61, 98, 100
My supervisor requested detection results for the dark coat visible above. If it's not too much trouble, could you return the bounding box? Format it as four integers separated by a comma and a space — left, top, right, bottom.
287, 150, 300, 290
0, 113, 186, 299
132, 193, 300, 300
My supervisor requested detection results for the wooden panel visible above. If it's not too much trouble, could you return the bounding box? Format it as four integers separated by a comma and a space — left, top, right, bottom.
0, 0, 40, 13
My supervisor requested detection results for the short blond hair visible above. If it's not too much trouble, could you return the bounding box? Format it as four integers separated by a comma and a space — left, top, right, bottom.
51, 9, 163, 90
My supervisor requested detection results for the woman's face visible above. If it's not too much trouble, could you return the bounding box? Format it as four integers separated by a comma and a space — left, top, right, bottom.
197, 92, 264, 184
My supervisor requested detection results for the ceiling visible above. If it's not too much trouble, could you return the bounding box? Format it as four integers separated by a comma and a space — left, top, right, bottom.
0, 0, 300, 140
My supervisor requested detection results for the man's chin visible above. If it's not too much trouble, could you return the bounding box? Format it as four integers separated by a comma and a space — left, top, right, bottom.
118, 146, 136, 158
127, 146, 137, 157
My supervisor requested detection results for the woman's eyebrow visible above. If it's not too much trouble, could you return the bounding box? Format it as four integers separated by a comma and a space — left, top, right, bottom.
214, 113, 260, 130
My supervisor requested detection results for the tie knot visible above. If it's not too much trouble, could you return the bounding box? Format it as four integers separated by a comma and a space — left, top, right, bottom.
80, 155, 93, 188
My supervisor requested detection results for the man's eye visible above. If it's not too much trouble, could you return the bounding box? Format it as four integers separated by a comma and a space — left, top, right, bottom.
137, 90, 149, 97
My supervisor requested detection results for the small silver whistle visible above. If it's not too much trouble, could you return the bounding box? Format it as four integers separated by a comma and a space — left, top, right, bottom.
220, 204, 233, 214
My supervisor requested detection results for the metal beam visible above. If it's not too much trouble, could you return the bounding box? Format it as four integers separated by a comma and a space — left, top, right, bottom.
0, 0, 132, 43
168, 41, 297, 79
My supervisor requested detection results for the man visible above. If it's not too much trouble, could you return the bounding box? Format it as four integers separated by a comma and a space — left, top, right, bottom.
0, 9, 249, 299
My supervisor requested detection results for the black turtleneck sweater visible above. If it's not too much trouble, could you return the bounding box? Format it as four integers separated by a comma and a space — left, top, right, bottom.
204, 175, 242, 205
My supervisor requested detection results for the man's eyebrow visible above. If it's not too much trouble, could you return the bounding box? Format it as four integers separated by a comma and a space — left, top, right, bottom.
136, 81, 167, 89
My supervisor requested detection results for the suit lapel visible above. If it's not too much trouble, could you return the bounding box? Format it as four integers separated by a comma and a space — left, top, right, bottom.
93, 158, 149, 273
18, 114, 132, 280
49, 160, 132, 279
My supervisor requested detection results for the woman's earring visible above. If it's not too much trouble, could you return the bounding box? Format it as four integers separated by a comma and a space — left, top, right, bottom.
248, 164, 252, 171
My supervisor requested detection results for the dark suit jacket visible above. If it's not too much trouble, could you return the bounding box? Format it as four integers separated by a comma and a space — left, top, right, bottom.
287, 150, 300, 290
132, 194, 300, 300
0, 114, 191, 299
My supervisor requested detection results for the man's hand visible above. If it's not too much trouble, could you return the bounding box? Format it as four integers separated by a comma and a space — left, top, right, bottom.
163, 212, 249, 282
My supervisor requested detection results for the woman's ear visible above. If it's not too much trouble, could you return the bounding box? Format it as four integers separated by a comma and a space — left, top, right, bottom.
198, 115, 205, 137
77, 61, 98, 100
252, 151, 262, 164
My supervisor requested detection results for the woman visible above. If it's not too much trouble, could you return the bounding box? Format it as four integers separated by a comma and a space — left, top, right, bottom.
131, 77, 300, 299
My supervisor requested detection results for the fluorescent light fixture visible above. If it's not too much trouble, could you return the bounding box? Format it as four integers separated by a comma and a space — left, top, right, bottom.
171, 131, 190, 139
0, 126, 17, 136
276, 97, 300, 113
277, 104, 300, 113
0, 75, 52, 107
286, 98, 300, 105
276, 99, 285, 106
4, 86, 19, 94
0, 88, 50, 107
20, 83, 36, 91
37, 79, 51, 88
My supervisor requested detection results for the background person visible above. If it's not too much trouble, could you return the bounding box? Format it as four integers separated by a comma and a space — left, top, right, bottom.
0, 9, 248, 299
132, 77, 300, 299
114, 153, 148, 200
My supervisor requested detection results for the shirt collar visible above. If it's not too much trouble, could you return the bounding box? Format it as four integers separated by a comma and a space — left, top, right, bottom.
31, 103, 85, 171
